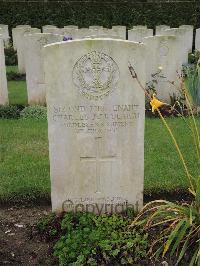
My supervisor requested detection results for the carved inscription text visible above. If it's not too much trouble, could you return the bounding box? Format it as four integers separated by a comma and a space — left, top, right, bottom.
51, 103, 140, 133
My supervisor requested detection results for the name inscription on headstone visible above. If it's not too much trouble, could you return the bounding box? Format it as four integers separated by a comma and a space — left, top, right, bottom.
51, 104, 140, 133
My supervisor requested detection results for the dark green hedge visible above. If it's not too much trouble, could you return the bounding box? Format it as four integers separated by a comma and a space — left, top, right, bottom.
0, 1, 199, 30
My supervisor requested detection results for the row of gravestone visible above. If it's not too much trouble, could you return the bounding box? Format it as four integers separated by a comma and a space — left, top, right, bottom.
1, 24, 200, 49
0, 24, 194, 106
0, 34, 191, 213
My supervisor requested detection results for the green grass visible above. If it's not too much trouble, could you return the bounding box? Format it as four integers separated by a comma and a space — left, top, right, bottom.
144, 117, 199, 194
6, 65, 19, 74
6, 65, 28, 106
0, 117, 199, 203
0, 119, 49, 203
8, 81, 28, 105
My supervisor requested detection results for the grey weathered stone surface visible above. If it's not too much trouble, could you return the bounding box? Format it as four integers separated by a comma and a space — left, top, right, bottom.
24, 33, 64, 105
195, 28, 200, 50
43, 27, 64, 35
112, 26, 126, 40
163, 28, 189, 65
89, 26, 103, 29
16, 27, 41, 74
0, 37, 8, 105
156, 25, 170, 35
63, 25, 78, 38
44, 39, 145, 213
74, 28, 92, 39
12, 25, 31, 50
145, 35, 182, 102
42, 25, 57, 33
128, 28, 153, 42
64, 25, 78, 29
179, 25, 194, 53
132, 25, 147, 30
0, 25, 10, 47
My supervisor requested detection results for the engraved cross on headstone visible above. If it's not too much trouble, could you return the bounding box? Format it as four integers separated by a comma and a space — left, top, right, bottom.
80, 137, 117, 193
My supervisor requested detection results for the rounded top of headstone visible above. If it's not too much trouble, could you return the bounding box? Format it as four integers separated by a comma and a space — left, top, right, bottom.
89, 26, 103, 29
16, 25, 31, 28
64, 25, 78, 29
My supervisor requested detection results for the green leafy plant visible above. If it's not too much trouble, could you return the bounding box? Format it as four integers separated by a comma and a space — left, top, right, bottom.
129, 64, 200, 265
36, 213, 65, 242
5, 47, 17, 66
53, 212, 149, 265
20, 106, 47, 120
7, 71, 25, 81
188, 51, 200, 65
183, 63, 200, 106
0, 105, 24, 119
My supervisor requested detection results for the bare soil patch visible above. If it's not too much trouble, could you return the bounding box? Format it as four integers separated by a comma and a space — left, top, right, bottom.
0, 204, 57, 266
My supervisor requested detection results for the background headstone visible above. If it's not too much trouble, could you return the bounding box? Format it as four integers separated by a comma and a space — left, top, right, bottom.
132, 25, 147, 29
16, 27, 41, 73
64, 25, 78, 29
179, 25, 194, 53
42, 25, 57, 33
128, 28, 153, 42
112, 26, 126, 40
89, 26, 103, 30
144, 35, 183, 102
163, 28, 189, 64
24, 33, 64, 105
156, 25, 170, 35
74, 28, 91, 39
43, 27, 64, 35
0, 24, 10, 47
44, 39, 145, 213
0, 38, 8, 105
195, 28, 200, 50
64, 25, 78, 38
12, 25, 31, 50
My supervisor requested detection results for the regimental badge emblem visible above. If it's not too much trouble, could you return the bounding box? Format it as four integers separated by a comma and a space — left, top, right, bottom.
72, 51, 120, 100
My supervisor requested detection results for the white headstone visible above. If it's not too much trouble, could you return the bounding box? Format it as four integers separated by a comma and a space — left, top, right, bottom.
0, 37, 8, 105
42, 25, 57, 33
24, 33, 64, 105
64, 25, 78, 29
16, 27, 41, 73
89, 26, 103, 30
132, 25, 147, 30
16, 25, 31, 28
156, 25, 170, 35
112, 26, 126, 40
179, 25, 194, 53
195, 28, 200, 50
144, 35, 182, 102
63, 26, 78, 39
163, 28, 189, 64
44, 39, 145, 213
128, 28, 153, 42
0, 25, 10, 47
85, 28, 120, 39
43, 27, 64, 35
74, 28, 91, 39
12, 25, 31, 50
